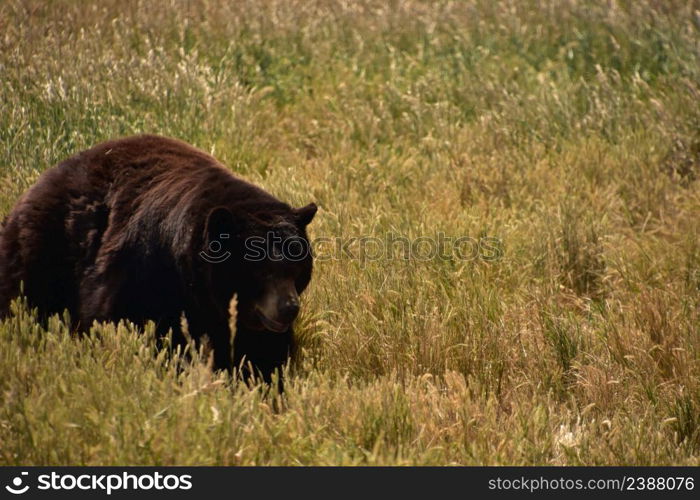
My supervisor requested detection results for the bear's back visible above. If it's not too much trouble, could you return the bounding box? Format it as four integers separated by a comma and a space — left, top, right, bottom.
0, 135, 291, 321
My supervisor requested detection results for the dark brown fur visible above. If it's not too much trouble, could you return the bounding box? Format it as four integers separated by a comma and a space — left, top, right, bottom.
0, 135, 316, 386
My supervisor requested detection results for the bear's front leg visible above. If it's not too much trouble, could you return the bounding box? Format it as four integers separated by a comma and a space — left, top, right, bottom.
185, 308, 233, 373
210, 323, 233, 372
233, 325, 294, 391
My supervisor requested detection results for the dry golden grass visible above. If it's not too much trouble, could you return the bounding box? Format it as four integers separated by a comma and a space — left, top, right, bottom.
0, 0, 699, 465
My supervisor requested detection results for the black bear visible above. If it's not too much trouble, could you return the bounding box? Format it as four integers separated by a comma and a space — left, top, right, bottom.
0, 135, 317, 386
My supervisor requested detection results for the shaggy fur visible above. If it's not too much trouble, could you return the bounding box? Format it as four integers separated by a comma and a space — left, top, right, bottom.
0, 135, 316, 385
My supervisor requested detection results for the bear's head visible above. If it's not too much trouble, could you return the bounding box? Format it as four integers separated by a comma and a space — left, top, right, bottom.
202, 202, 317, 333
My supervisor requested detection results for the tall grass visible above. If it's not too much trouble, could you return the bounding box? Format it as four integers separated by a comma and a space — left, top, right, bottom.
1, 0, 699, 465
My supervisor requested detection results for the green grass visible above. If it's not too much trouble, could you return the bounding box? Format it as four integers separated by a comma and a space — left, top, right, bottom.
1, 0, 699, 465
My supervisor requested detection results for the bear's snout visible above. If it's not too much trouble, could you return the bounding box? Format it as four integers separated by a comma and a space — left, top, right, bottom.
253, 284, 300, 333
278, 295, 300, 323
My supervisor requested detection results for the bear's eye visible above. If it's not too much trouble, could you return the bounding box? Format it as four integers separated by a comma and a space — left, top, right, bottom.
282, 238, 308, 262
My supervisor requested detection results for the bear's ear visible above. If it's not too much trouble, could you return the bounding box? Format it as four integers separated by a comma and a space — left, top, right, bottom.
295, 202, 317, 227
205, 206, 240, 244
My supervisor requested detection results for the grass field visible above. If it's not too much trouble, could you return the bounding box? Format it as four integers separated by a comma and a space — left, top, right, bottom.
1, 0, 699, 465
